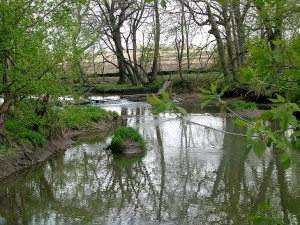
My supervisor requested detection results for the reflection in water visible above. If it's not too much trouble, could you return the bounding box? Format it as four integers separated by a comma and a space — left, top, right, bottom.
0, 102, 300, 225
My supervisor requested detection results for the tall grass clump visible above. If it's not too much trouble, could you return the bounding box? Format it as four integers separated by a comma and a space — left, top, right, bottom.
108, 126, 146, 153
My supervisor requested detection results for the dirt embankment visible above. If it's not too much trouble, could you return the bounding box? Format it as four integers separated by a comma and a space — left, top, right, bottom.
0, 120, 119, 180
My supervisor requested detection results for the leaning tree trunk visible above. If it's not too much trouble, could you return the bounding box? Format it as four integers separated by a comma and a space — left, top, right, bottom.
114, 31, 128, 84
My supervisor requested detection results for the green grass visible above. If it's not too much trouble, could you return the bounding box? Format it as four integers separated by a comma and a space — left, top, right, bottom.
108, 126, 146, 153
5, 103, 47, 146
58, 105, 110, 128
74, 83, 144, 92
6, 119, 46, 146
73, 71, 223, 94
155, 72, 224, 92
3, 104, 118, 149
231, 100, 257, 111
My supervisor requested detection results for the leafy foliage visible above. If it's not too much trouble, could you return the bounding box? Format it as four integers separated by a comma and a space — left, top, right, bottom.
108, 127, 146, 153
249, 201, 285, 225
241, 37, 300, 98
147, 90, 187, 116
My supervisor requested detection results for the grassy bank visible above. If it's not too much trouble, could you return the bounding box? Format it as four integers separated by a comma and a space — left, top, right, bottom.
74, 72, 223, 94
1, 103, 120, 156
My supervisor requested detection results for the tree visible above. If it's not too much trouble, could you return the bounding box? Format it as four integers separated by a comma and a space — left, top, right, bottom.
91, 0, 150, 85
150, 0, 161, 82
181, 0, 251, 84
69, 0, 99, 84
0, 0, 79, 143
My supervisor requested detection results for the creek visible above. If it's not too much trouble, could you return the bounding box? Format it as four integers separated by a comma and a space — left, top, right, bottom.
0, 96, 299, 225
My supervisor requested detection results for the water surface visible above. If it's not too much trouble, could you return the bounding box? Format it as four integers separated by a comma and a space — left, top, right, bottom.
0, 100, 299, 225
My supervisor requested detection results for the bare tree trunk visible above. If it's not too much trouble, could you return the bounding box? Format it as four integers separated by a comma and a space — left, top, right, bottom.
232, 0, 248, 68
177, 2, 185, 81
221, 3, 238, 82
206, 3, 231, 83
151, 0, 160, 82
114, 31, 128, 84
184, 14, 191, 69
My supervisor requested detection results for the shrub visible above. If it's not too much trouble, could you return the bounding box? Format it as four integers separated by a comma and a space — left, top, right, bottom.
108, 126, 146, 153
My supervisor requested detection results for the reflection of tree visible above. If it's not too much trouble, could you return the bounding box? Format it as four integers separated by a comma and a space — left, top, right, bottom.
209, 119, 247, 223
1, 107, 300, 224
0, 165, 59, 225
155, 121, 165, 222
209, 119, 300, 224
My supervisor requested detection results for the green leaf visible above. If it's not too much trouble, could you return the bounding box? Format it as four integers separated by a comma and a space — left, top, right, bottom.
243, 145, 252, 160
210, 83, 217, 92
254, 0, 264, 8
271, 217, 285, 225
201, 99, 212, 109
280, 152, 291, 169
287, 114, 298, 127
247, 128, 255, 140
220, 85, 229, 94
153, 105, 166, 114
161, 91, 170, 102
251, 140, 266, 158
269, 94, 285, 103
271, 39, 284, 45
279, 114, 288, 130
147, 95, 162, 105
166, 101, 173, 110
234, 119, 249, 127
265, 132, 277, 143
200, 94, 215, 100
175, 106, 188, 116
199, 88, 211, 95
260, 111, 273, 120
161, 0, 166, 7
293, 131, 300, 137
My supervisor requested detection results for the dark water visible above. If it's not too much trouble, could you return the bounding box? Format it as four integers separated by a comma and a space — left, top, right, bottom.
0, 100, 300, 225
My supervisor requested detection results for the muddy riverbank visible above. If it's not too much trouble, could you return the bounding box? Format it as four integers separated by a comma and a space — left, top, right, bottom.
0, 120, 119, 180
